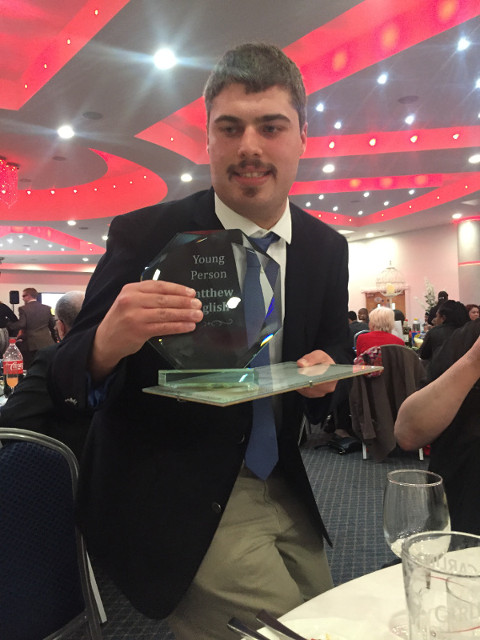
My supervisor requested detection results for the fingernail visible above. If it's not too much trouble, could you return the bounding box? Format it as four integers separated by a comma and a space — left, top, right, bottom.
191, 298, 202, 308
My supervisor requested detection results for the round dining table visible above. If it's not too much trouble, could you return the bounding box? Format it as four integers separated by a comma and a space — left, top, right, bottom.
276, 563, 405, 639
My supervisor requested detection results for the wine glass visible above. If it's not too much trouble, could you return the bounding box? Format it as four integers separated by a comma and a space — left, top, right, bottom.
383, 469, 450, 638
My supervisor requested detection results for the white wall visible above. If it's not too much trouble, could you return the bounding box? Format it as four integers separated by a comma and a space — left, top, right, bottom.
0, 271, 90, 308
348, 223, 459, 321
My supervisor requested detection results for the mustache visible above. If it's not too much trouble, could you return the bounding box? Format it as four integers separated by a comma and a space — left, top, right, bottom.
227, 159, 277, 177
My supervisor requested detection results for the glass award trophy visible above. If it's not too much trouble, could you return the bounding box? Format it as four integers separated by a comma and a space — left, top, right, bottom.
141, 229, 382, 405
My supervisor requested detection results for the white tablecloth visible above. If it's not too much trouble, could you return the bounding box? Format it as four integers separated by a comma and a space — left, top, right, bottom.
279, 564, 404, 639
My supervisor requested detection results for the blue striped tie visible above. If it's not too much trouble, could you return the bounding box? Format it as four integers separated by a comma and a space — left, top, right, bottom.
244, 232, 279, 479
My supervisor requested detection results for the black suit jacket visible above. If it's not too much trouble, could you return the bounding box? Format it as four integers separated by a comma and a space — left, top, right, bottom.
49, 189, 350, 618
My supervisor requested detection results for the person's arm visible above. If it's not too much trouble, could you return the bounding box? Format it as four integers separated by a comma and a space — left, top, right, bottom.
394, 335, 480, 450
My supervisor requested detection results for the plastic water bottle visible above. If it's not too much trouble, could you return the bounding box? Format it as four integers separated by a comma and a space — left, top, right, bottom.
3, 338, 23, 390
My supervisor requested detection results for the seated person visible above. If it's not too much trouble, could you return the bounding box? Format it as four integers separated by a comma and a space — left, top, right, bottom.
0, 291, 89, 459
355, 306, 404, 356
347, 310, 369, 347
395, 318, 480, 534
466, 304, 480, 322
357, 307, 369, 324
418, 300, 469, 362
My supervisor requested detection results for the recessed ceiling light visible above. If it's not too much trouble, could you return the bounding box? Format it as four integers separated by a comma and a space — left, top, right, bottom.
305, 201, 311, 207
318, 194, 324, 200
17, 234, 23, 239
57, 125, 75, 139
476, 78, 480, 89
452, 213, 462, 219
363, 192, 370, 197
67, 220, 76, 226
82, 111, 103, 120
7, 238, 13, 244
102, 235, 108, 241
366, 232, 374, 238
405, 114, 415, 125
61, 247, 65, 251
334, 121, 342, 129
322, 164, 335, 173
180, 173, 192, 182
153, 48, 177, 70
398, 95, 419, 104
338, 230, 354, 235
457, 37, 471, 51
332, 206, 338, 212
384, 201, 390, 206
409, 189, 415, 195
468, 153, 480, 164
315, 102, 324, 112
377, 73, 388, 85
82, 257, 89, 262
358, 210, 363, 215
48, 244, 53, 248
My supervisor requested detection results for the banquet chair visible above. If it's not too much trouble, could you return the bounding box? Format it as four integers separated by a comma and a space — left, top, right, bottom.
0, 428, 103, 640
349, 345, 425, 462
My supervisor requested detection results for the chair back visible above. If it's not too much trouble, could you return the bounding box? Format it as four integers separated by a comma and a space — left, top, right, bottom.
0, 428, 102, 640
350, 344, 425, 461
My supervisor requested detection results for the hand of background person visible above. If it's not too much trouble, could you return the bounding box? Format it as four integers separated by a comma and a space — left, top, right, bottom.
296, 349, 337, 398
89, 280, 203, 382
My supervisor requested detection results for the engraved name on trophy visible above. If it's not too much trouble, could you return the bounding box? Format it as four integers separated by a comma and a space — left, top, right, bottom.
141, 229, 282, 386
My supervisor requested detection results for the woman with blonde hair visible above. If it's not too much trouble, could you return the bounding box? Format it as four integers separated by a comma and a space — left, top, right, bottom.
355, 306, 404, 356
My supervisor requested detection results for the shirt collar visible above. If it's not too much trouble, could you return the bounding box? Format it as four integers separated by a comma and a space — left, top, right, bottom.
214, 193, 292, 244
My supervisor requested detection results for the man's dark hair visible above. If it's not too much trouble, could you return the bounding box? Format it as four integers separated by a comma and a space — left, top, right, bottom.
348, 311, 357, 321
394, 309, 405, 323
203, 43, 307, 130
438, 291, 448, 301
438, 300, 469, 328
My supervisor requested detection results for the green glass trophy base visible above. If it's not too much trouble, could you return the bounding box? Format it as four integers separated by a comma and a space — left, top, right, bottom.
144, 362, 383, 407
157, 368, 257, 389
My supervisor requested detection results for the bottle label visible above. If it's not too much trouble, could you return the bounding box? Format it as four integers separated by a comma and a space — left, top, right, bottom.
3, 360, 23, 375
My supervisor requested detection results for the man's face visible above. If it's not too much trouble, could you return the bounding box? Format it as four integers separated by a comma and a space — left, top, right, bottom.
22, 292, 33, 303
207, 83, 307, 228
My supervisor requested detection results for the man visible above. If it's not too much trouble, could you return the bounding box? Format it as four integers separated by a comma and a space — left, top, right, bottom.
49, 43, 350, 639
8, 287, 56, 368
0, 291, 87, 459
427, 290, 448, 325
347, 310, 368, 348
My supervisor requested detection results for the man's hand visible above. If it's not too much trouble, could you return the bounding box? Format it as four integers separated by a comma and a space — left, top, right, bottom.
296, 349, 337, 398
89, 280, 203, 382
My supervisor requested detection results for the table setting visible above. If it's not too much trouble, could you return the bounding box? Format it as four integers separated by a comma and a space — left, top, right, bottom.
227, 468, 480, 639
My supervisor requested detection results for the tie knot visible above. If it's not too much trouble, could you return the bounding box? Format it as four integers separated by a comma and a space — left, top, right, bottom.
249, 232, 280, 253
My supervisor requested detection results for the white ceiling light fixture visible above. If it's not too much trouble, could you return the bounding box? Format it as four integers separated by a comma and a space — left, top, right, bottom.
358, 210, 363, 215
457, 37, 471, 51
315, 102, 324, 112
305, 201, 311, 207
332, 206, 338, 211
180, 173, 192, 182
318, 194, 324, 200
366, 232, 374, 238
384, 201, 390, 206
153, 48, 177, 70
334, 120, 342, 129
468, 153, 480, 164
405, 114, 415, 125
409, 189, 416, 195
57, 125, 75, 139
377, 73, 388, 85
452, 213, 462, 219
67, 219, 76, 226
322, 163, 335, 173
363, 191, 370, 197
475, 78, 480, 89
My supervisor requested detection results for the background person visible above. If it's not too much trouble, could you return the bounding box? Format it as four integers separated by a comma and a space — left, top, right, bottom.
348, 310, 368, 348
465, 304, 479, 322
49, 43, 351, 639
395, 319, 480, 534
0, 291, 87, 459
418, 300, 469, 363
355, 306, 404, 356
8, 287, 56, 368
427, 290, 448, 325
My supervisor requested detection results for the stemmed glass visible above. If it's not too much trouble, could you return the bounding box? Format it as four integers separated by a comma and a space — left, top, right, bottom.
383, 469, 450, 638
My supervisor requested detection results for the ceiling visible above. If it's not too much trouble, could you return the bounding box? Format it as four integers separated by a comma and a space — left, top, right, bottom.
1, 0, 479, 273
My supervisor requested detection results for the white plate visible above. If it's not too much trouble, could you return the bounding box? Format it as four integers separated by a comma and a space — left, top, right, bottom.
258, 618, 349, 640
